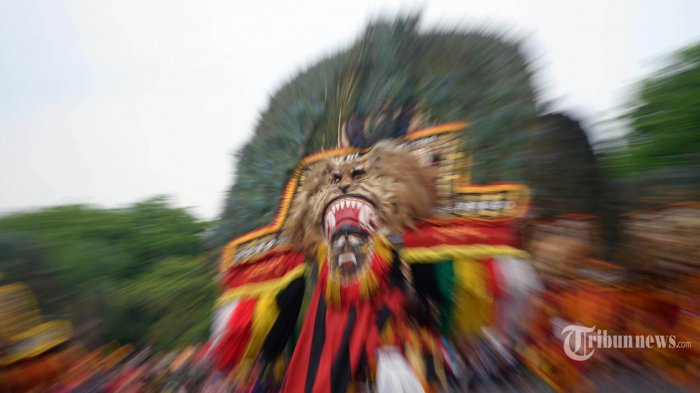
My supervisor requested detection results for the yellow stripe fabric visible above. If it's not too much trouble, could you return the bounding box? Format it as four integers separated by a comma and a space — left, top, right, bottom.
452, 258, 492, 334
216, 264, 306, 307
400, 245, 527, 264
241, 293, 280, 361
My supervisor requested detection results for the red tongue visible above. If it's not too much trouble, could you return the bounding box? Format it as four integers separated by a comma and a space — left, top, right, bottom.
341, 262, 354, 272
334, 207, 361, 232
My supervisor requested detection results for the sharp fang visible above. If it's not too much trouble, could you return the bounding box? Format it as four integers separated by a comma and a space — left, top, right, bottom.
338, 253, 357, 266
359, 205, 369, 228
326, 212, 335, 231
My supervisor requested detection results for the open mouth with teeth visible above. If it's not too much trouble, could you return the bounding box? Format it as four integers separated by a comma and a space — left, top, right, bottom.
324, 196, 378, 240
323, 196, 379, 279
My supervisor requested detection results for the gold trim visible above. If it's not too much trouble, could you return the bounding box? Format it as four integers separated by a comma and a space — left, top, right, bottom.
406, 121, 468, 140
216, 264, 306, 306
0, 283, 42, 336
456, 183, 529, 194
451, 183, 532, 220
400, 245, 528, 263
300, 147, 359, 166
0, 320, 73, 366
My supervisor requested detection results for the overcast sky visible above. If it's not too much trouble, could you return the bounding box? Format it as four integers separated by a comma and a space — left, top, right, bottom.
1, 0, 699, 220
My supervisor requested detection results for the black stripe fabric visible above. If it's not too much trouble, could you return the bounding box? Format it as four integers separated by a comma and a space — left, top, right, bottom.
425, 354, 438, 383
305, 296, 327, 393
331, 306, 357, 393
262, 276, 306, 362
376, 305, 392, 332
357, 349, 368, 380
388, 250, 405, 289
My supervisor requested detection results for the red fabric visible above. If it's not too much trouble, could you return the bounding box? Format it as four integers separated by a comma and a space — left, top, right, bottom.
482, 257, 503, 327
214, 298, 257, 370
316, 304, 353, 392
483, 258, 503, 299
403, 219, 518, 248
221, 250, 305, 290
282, 286, 322, 393
283, 277, 407, 393
364, 286, 406, 367
194, 342, 211, 363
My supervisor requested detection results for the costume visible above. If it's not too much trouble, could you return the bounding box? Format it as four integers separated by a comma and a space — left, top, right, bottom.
212, 123, 539, 391
0, 283, 77, 391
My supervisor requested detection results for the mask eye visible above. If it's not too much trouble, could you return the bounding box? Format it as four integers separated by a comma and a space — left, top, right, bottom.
347, 234, 362, 246
351, 168, 365, 179
332, 173, 341, 183
333, 236, 346, 248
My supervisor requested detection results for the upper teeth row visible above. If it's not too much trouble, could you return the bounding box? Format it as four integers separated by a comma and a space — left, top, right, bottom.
328, 198, 368, 214
324, 198, 377, 236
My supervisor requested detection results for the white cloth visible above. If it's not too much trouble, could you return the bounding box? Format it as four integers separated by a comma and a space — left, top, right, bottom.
376, 346, 425, 393
494, 256, 542, 340
208, 299, 239, 353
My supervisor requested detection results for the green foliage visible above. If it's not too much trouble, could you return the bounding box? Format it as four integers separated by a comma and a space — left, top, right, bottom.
612, 43, 700, 176
0, 197, 215, 349
118, 257, 216, 349
214, 15, 539, 246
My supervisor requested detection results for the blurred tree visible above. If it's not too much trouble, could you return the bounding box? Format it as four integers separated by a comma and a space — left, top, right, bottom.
0, 197, 215, 348
612, 43, 700, 176
597, 42, 700, 209
594, 43, 700, 252
0, 233, 62, 313
118, 257, 216, 349
526, 113, 602, 217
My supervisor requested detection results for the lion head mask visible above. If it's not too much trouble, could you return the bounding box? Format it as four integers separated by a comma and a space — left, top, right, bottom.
285, 141, 436, 285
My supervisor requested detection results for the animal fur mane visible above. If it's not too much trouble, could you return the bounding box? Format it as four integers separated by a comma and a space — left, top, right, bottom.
285, 140, 436, 255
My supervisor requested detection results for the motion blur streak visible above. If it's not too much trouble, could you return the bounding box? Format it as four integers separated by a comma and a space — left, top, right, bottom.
1, 14, 699, 393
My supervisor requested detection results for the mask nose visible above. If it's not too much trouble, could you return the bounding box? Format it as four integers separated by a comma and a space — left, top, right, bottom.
339, 184, 350, 193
